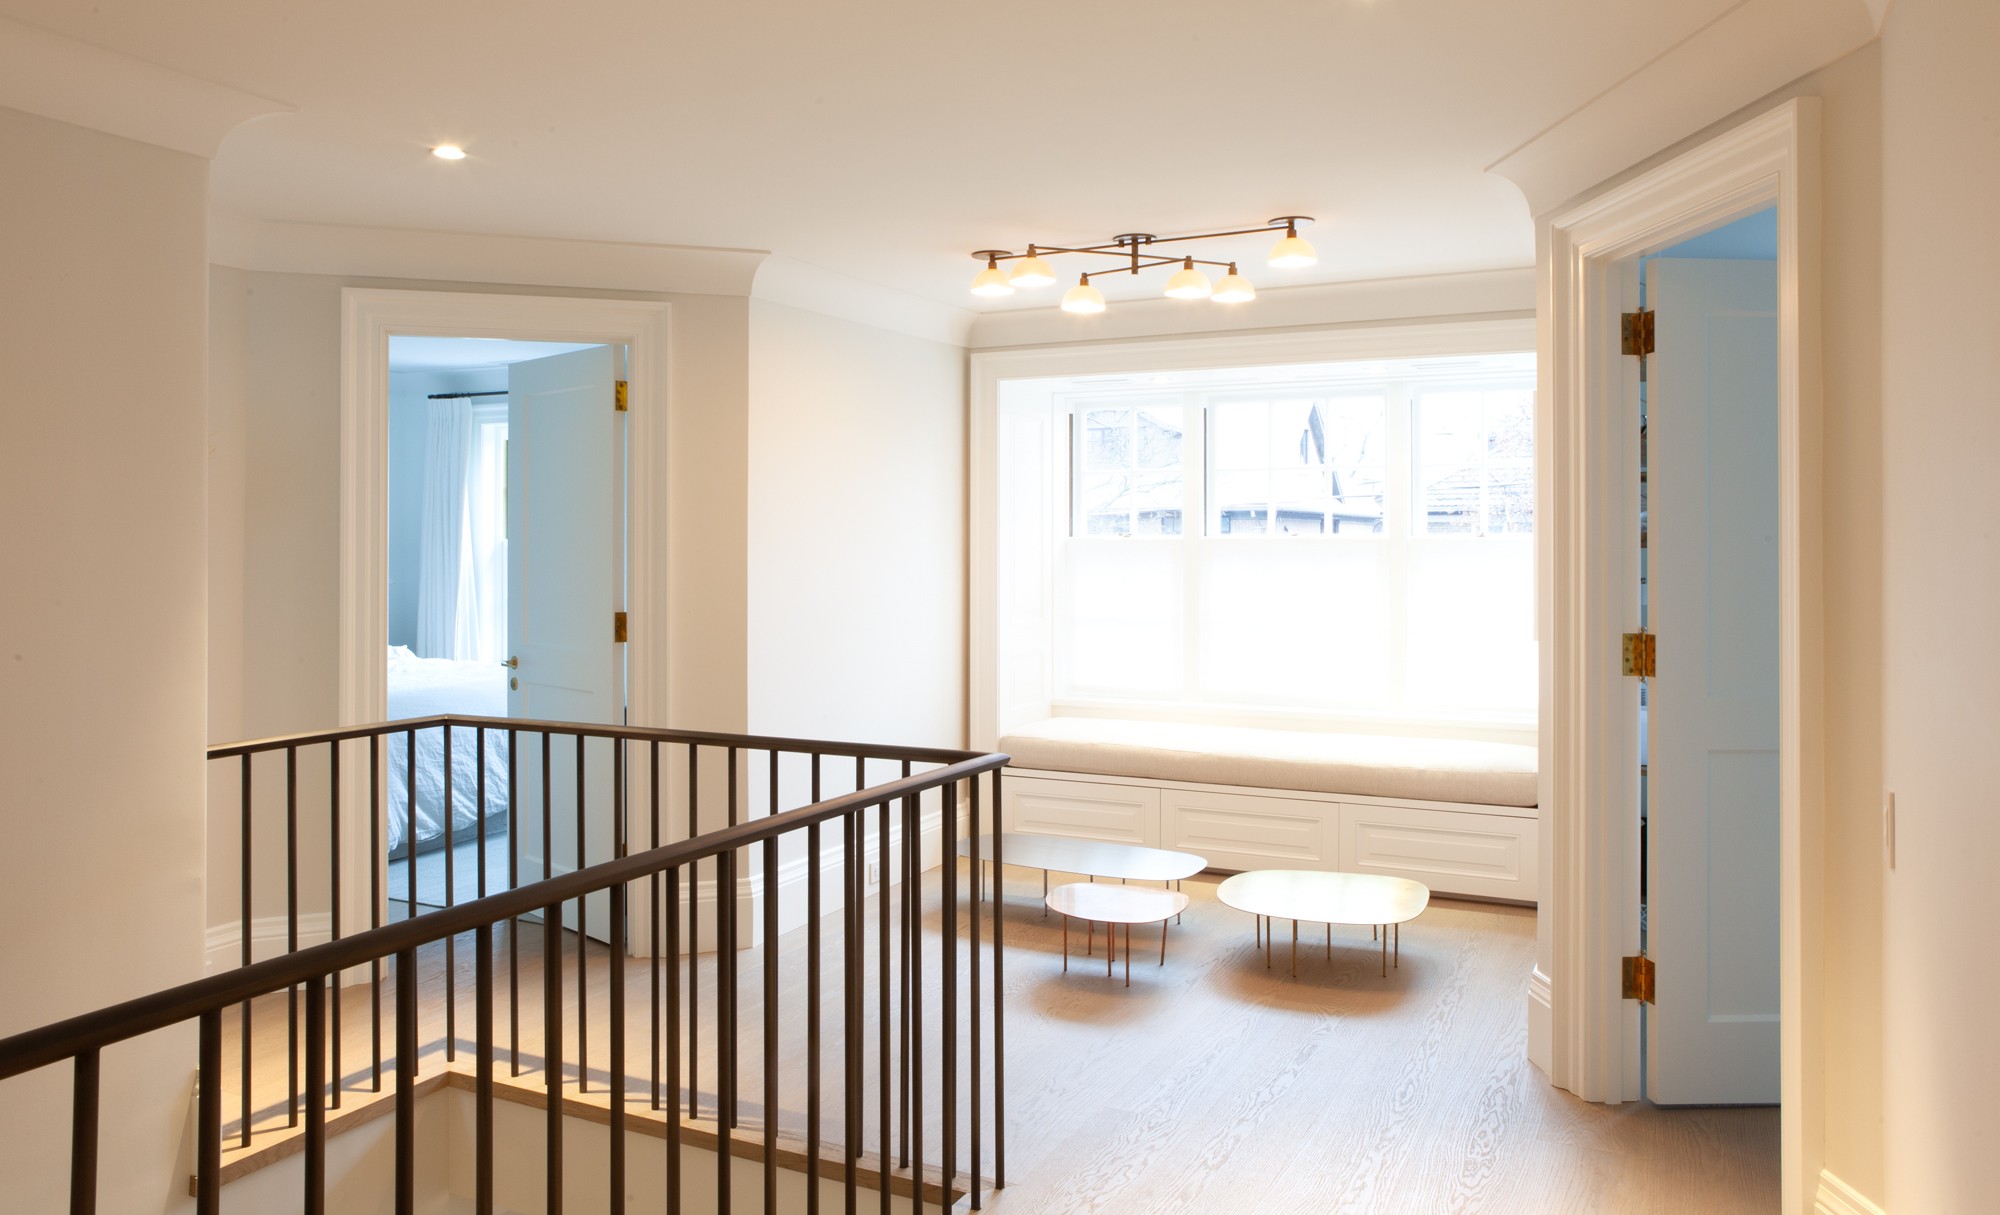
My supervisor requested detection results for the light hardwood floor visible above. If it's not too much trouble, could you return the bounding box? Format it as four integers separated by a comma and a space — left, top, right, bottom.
220, 864, 1778, 1213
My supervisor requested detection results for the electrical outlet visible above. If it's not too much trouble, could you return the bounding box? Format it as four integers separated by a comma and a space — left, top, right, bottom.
1883, 791, 1896, 868
867, 860, 881, 887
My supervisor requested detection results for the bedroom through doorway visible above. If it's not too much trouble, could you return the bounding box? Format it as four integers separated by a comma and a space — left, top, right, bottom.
384, 334, 628, 917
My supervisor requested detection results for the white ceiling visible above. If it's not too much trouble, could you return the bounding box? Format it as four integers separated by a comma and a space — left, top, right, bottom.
388, 336, 600, 373
0, 1, 1864, 310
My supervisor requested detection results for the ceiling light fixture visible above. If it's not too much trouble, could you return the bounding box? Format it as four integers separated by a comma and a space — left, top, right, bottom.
1060, 274, 1106, 314
1266, 216, 1318, 268
969, 217, 1314, 313
970, 252, 1015, 297
431, 144, 467, 160
1212, 263, 1256, 303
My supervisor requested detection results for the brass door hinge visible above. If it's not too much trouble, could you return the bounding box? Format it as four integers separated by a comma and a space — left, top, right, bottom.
613, 611, 628, 643
1622, 630, 1656, 679
1623, 951, 1656, 1004
614, 380, 629, 412
1621, 310, 1655, 357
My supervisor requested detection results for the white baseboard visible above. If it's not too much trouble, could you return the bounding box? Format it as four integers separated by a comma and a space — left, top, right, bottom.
1527, 964, 1554, 1076
1815, 1170, 1886, 1215
204, 912, 334, 973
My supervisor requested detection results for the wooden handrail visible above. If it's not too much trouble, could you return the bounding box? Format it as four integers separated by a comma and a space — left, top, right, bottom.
205, 713, 986, 767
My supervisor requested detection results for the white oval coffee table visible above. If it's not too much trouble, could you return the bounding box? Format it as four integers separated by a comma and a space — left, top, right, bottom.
1216, 870, 1430, 977
1045, 881, 1191, 987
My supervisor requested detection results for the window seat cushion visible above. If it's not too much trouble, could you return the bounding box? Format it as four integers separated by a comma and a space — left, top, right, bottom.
996, 717, 1538, 809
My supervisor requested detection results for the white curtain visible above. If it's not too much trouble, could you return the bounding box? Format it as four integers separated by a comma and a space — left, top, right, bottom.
415, 399, 475, 659
465, 418, 508, 662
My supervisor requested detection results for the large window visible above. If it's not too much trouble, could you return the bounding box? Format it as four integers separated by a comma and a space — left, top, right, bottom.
1051, 352, 1537, 722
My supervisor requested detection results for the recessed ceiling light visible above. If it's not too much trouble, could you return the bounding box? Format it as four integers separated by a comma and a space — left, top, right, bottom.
431, 144, 467, 161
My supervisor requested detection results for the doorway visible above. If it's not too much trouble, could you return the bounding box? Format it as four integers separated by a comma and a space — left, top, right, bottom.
337, 289, 671, 953
382, 335, 621, 917
1536, 98, 1820, 1203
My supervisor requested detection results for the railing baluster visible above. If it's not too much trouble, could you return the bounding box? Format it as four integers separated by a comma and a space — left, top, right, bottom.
909, 786, 924, 1215
444, 725, 456, 1062
877, 796, 892, 1215
844, 807, 860, 1215
371, 735, 383, 1093
286, 745, 300, 1127
608, 735, 624, 1207
575, 733, 587, 1093
808, 755, 822, 1215
328, 740, 342, 1111
510, 728, 521, 1078
898, 764, 912, 1173
943, 780, 958, 1213
717, 845, 735, 1214
992, 767, 1007, 1189
687, 741, 699, 1121
762, 829, 779, 1215
476, 922, 494, 1215
665, 865, 682, 1215
651, 740, 662, 1111
406, 732, 418, 1082
69, 1048, 97, 1215
239, 754, 253, 1146
969, 775, 983, 1209
197, 1010, 221, 1215
477, 726, 488, 899
726, 745, 740, 1134
395, 948, 417, 1215
304, 974, 325, 1215
544, 900, 563, 1215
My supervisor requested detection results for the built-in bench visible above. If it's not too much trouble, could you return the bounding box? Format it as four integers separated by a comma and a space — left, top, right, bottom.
996, 718, 1540, 904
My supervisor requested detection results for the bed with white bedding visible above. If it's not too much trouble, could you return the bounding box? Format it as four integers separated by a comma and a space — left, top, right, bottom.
386, 646, 511, 854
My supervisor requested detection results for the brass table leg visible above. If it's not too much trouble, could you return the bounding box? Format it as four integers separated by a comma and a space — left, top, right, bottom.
1291, 919, 1298, 978
1160, 919, 1168, 966
1265, 917, 1272, 969
1380, 925, 1387, 977
1087, 919, 1093, 956
1061, 914, 1069, 973
1326, 922, 1331, 960
1124, 924, 1131, 987
1394, 922, 1399, 968
1106, 922, 1113, 978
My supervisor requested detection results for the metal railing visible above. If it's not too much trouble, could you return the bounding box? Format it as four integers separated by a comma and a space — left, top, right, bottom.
0, 715, 1011, 1215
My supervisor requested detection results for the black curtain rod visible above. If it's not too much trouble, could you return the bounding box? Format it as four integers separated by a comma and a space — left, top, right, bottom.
426, 390, 508, 399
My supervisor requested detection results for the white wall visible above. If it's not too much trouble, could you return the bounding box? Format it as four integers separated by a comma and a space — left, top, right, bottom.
1879, 0, 2000, 1208
746, 300, 967, 749
0, 103, 211, 1213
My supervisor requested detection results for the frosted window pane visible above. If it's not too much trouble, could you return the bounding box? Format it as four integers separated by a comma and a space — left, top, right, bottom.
1198, 541, 1391, 704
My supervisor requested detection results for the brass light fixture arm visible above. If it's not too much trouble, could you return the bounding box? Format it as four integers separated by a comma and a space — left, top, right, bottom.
970, 216, 1311, 265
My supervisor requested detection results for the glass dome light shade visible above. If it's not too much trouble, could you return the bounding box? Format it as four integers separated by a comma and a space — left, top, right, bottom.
1009, 249, 1057, 288
1267, 228, 1318, 269
1060, 275, 1106, 314
1212, 264, 1256, 303
970, 256, 1015, 297
1163, 258, 1213, 300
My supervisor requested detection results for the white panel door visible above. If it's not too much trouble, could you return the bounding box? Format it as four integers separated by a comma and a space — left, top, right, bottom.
507, 345, 625, 941
1645, 258, 1780, 1105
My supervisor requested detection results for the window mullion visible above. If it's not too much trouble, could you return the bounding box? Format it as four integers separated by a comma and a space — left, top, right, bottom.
1182, 396, 1206, 703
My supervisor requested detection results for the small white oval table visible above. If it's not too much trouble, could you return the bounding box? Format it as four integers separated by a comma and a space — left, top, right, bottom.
1045, 882, 1191, 987
1216, 870, 1430, 977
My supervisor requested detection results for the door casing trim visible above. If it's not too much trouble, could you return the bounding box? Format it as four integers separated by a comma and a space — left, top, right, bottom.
337, 288, 671, 945
1535, 97, 1821, 1212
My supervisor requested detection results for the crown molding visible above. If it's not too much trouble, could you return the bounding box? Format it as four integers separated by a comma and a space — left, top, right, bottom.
0, 14, 289, 158
209, 211, 768, 297
966, 266, 1535, 350
1487, 0, 1875, 216
751, 255, 977, 347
